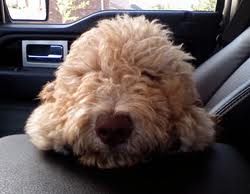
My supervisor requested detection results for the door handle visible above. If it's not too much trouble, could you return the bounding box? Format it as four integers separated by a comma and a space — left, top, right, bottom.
22, 40, 68, 68
27, 45, 64, 63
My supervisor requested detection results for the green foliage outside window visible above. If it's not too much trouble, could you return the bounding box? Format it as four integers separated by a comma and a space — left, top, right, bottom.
56, 0, 90, 23
191, 0, 217, 11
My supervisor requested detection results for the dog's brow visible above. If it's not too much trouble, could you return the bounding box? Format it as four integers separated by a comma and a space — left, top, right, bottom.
141, 70, 161, 81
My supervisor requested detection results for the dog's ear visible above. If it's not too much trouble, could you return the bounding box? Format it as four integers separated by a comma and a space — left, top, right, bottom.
39, 81, 56, 102
164, 74, 215, 151
174, 106, 215, 151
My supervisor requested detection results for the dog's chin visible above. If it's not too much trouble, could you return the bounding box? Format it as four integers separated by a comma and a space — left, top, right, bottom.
79, 154, 139, 169
76, 145, 151, 169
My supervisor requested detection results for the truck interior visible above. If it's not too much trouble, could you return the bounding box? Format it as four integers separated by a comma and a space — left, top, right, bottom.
1, 0, 250, 193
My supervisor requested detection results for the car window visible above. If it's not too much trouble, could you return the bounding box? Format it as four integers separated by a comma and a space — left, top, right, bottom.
5, 0, 217, 24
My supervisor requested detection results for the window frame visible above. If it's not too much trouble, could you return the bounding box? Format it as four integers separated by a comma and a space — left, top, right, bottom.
1, 0, 223, 24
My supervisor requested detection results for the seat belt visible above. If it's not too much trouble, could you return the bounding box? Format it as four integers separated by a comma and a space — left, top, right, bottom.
220, 0, 250, 46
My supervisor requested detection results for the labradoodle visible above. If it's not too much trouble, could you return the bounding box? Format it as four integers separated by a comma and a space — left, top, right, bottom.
25, 15, 215, 169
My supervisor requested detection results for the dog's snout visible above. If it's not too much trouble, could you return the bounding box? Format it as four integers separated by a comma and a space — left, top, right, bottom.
95, 114, 133, 146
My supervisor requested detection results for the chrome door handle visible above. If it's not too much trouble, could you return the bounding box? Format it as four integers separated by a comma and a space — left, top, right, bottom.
27, 54, 63, 62
27, 45, 64, 63
22, 40, 68, 68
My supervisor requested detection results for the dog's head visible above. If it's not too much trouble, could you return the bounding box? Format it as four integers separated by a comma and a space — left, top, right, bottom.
26, 15, 215, 168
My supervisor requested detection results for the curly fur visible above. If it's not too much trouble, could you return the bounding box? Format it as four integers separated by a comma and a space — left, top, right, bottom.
25, 15, 215, 169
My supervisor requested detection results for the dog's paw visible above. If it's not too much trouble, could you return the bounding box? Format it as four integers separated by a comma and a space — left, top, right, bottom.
25, 103, 64, 151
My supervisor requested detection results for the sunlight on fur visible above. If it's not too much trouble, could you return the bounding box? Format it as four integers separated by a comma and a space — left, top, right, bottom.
25, 15, 215, 169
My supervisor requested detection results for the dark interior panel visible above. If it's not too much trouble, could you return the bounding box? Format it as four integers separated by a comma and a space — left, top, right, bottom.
0, 10, 222, 68
0, 100, 37, 137
0, 68, 54, 100
218, 95, 250, 158
0, 10, 222, 100
0, 35, 75, 68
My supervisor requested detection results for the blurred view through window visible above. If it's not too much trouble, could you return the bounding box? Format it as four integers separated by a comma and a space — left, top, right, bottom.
6, 0, 217, 23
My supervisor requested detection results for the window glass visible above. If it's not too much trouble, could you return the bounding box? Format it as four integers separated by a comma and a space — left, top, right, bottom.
6, 0, 217, 24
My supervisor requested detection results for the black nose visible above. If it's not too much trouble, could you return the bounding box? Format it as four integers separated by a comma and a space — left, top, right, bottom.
95, 114, 133, 146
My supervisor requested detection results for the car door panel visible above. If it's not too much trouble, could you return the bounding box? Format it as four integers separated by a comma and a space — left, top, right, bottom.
0, 10, 222, 101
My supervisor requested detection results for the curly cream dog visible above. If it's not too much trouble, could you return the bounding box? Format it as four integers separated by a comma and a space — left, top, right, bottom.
25, 15, 215, 169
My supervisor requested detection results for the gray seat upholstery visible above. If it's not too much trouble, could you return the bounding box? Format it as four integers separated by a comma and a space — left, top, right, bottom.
194, 26, 250, 107
1, 135, 250, 194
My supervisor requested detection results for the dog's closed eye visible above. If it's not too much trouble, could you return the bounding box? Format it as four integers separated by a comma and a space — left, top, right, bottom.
141, 70, 161, 81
